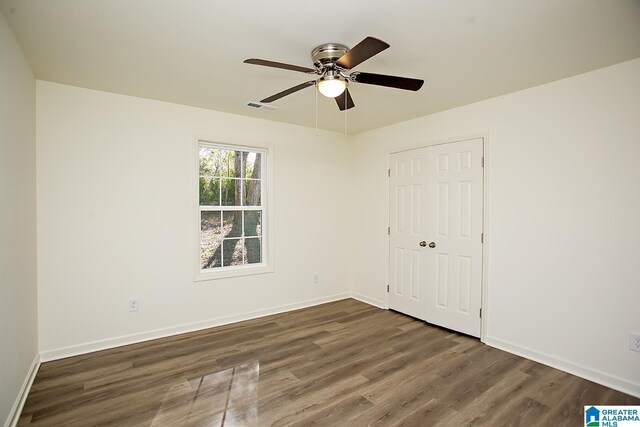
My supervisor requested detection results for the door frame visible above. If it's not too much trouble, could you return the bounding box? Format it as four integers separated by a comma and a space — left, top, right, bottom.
385, 133, 491, 342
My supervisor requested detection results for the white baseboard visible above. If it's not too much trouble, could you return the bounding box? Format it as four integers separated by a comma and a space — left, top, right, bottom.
350, 292, 385, 309
485, 336, 640, 399
5, 353, 40, 427
40, 293, 350, 362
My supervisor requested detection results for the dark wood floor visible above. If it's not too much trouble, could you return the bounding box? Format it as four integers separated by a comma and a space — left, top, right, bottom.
18, 299, 638, 426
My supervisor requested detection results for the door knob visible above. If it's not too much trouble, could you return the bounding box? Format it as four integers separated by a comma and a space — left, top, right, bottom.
428, 242, 436, 248
419, 241, 427, 247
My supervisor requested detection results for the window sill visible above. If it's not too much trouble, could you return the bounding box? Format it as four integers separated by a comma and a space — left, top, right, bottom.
194, 264, 273, 282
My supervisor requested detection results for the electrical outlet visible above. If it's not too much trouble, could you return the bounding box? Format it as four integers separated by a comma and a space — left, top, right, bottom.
128, 298, 139, 312
313, 273, 320, 284
630, 332, 640, 353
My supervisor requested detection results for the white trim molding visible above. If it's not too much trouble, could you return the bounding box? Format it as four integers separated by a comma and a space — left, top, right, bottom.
350, 292, 385, 309
5, 354, 40, 427
485, 336, 640, 399
480, 132, 491, 344
40, 293, 350, 362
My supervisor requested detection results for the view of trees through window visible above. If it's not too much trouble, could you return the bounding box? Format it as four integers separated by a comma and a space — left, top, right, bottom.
199, 145, 263, 270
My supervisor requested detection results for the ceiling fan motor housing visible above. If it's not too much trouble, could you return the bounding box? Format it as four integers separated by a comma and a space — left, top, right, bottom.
311, 43, 349, 69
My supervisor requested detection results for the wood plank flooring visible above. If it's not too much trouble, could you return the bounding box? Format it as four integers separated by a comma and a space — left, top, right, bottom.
18, 299, 638, 426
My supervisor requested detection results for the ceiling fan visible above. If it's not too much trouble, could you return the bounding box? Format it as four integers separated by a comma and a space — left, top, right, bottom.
244, 36, 424, 111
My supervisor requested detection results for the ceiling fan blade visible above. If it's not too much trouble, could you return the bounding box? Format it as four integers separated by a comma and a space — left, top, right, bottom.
244, 58, 317, 74
351, 72, 424, 91
335, 88, 355, 111
335, 37, 390, 69
260, 81, 316, 103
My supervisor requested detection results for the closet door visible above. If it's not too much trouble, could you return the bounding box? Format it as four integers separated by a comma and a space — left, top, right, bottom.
425, 138, 483, 337
388, 147, 429, 320
388, 138, 484, 337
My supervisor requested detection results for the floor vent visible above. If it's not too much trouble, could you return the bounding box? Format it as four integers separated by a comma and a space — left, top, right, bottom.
246, 101, 278, 112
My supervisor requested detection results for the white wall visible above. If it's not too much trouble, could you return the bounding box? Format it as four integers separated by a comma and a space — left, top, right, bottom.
0, 11, 38, 426
32, 54, 640, 398
36, 81, 353, 357
351, 58, 640, 396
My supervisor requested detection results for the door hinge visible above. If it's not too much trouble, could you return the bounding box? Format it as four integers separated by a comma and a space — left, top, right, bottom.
387, 284, 390, 293
481, 232, 484, 243
388, 169, 391, 177
481, 157, 484, 167
387, 226, 390, 235
480, 308, 482, 318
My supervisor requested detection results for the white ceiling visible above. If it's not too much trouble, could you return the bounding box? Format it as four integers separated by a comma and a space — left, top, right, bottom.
2, 0, 640, 134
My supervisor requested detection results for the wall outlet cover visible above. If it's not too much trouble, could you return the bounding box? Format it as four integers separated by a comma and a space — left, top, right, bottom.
128, 298, 139, 312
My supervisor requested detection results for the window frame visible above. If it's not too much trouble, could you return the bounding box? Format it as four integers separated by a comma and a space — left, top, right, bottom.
194, 139, 273, 281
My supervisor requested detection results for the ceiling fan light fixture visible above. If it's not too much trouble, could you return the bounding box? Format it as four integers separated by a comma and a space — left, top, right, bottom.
317, 76, 346, 98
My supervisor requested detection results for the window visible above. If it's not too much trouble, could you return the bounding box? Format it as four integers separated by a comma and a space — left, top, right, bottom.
198, 142, 267, 276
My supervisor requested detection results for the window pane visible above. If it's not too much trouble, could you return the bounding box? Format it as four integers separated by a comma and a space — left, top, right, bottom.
223, 238, 244, 266
243, 152, 261, 179
244, 238, 261, 265
219, 150, 242, 178
198, 143, 267, 272
243, 179, 261, 206
222, 211, 242, 238
199, 147, 222, 177
199, 177, 220, 206
244, 211, 261, 236
221, 178, 241, 206
200, 211, 221, 269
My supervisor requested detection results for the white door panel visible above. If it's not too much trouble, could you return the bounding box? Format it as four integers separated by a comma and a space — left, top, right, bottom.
388, 148, 429, 319
389, 138, 483, 337
426, 139, 483, 336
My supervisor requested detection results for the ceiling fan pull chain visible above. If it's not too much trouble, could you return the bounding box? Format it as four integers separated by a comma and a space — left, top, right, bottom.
315, 81, 318, 137
344, 81, 348, 135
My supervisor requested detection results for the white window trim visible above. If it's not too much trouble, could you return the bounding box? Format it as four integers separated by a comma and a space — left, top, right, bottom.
194, 138, 274, 282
